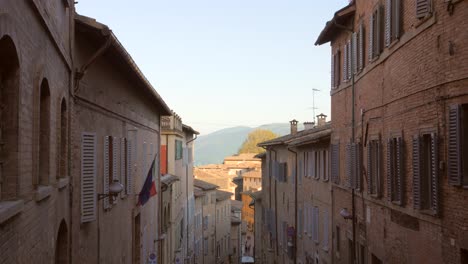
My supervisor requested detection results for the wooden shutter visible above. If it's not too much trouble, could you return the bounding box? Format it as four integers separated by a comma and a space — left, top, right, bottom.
299, 208, 303, 234
331, 144, 340, 184
81, 132, 97, 223
430, 133, 439, 214
298, 158, 303, 185
367, 143, 373, 194
385, 0, 392, 47
346, 143, 352, 188
126, 139, 133, 194
376, 141, 381, 196
112, 137, 118, 204
313, 207, 319, 242
386, 139, 393, 201
396, 137, 404, 203
356, 143, 362, 190
323, 210, 329, 249
120, 138, 126, 198
412, 136, 421, 209
358, 23, 364, 70
347, 41, 352, 79
394, 0, 401, 39
103, 136, 110, 209
352, 33, 358, 74
416, 0, 431, 19
448, 105, 462, 186
335, 50, 341, 86
343, 44, 348, 81
369, 14, 374, 61
331, 54, 335, 89
376, 6, 383, 56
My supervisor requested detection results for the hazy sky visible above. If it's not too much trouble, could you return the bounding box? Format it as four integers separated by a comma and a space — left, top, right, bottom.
76, 0, 347, 135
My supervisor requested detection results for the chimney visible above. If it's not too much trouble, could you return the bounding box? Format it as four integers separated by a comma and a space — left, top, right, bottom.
290, 119, 298, 135
317, 113, 327, 127
303, 122, 315, 130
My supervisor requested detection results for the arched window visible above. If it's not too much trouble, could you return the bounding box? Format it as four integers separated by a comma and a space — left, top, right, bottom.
0, 36, 19, 200
38, 79, 50, 186
58, 98, 67, 179
55, 220, 69, 264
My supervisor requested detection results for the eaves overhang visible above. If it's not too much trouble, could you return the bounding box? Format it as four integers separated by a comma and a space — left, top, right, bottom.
315, 1, 356, 45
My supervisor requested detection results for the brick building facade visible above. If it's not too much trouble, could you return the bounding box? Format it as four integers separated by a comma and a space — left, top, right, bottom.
0, 1, 74, 263
316, 0, 468, 263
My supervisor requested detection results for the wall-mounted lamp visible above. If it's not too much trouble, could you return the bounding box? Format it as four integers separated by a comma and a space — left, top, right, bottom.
340, 208, 353, 220
98, 179, 124, 200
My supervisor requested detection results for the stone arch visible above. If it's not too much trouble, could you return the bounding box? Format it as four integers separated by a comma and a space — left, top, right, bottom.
55, 219, 69, 264
0, 35, 20, 200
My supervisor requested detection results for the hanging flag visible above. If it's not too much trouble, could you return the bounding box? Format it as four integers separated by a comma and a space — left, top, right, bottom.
137, 159, 157, 206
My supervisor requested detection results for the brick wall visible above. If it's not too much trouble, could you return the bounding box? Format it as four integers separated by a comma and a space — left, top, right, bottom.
329, 1, 468, 263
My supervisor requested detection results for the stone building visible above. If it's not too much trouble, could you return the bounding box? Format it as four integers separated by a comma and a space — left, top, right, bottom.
194, 178, 219, 264
215, 190, 233, 264
72, 14, 170, 263
257, 118, 332, 264
230, 199, 243, 264
0, 0, 74, 263
160, 113, 199, 264
316, 0, 468, 263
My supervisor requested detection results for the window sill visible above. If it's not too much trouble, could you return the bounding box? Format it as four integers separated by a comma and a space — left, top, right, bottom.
35, 185, 53, 202
57, 177, 69, 190
0, 200, 24, 224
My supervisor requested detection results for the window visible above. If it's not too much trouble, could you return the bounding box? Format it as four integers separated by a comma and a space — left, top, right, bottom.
448, 104, 468, 187
335, 226, 340, 254
385, 0, 402, 47
358, 243, 367, 264
331, 50, 341, 89
412, 133, 439, 214
371, 254, 383, 264
58, 99, 67, 179
322, 149, 329, 181
323, 210, 329, 251
298, 208, 303, 237
416, 0, 432, 19
103, 136, 118, 209
367, 139, 382, 196
204, 238, 208, 256
331, 143, 340, 184
38, 79, 51, 186
175, 140, 182, 160
312, 207, 319, 243
356, 22, 365, 73
387, 137, 404, 204
369, 5, 384, 60
346, 142, 362, 190
343, 40, 352, 81
0, 36, 20, 201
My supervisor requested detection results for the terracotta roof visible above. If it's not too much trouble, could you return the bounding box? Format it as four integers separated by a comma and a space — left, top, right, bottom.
193, 179, 218, 191
255, 152, 266, 159
224, 153, 260, 161
286, 123, 332, 146
161, 174, 179, 186
258, 126, 319, 147
315, 1, 356, 45
183, 124, 200, 135
74, 14, 171, 115
216, 190, 233, 201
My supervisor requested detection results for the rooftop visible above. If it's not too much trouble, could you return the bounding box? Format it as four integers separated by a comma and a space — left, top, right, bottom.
193, 179, 218, 191
216, 190, 233, 201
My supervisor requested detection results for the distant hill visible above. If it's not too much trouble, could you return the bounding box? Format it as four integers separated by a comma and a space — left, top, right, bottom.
194, 123, 303, 165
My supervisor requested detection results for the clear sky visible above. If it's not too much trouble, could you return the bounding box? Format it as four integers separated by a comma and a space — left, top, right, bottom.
76, 0, 348, 135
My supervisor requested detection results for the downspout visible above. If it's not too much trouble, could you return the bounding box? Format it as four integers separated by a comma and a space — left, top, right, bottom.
334, 20, 357, 264
185, 134, 198, 262
287, 147, 298, 264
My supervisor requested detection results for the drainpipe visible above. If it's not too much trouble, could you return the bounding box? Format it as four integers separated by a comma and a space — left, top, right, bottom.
185, 134, 198, 262
334, 20, 357, 264
287, 147, 298, 264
